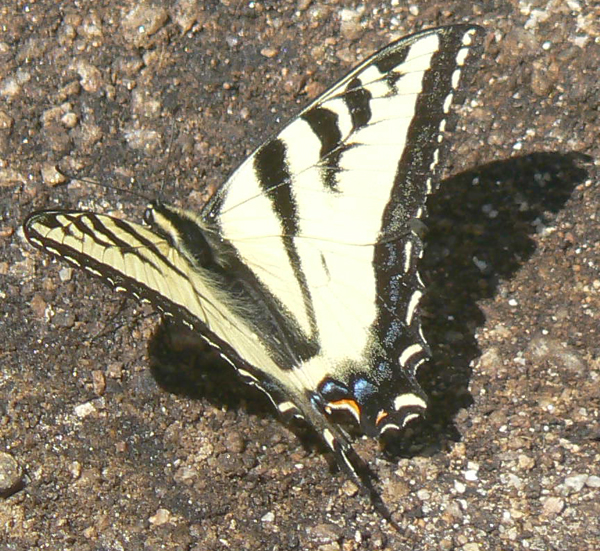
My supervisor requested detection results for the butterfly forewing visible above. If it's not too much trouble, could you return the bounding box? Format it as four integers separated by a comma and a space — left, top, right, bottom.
203, 25, 484, 433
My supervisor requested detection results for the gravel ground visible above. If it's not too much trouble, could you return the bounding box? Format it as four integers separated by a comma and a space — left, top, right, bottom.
1, 1, 599, 550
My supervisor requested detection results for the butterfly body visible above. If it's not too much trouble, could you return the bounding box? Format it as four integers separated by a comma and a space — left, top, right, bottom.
24, 24, 484, 521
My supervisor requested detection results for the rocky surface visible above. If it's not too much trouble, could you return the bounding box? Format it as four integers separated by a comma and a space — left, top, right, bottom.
1, 1, 598, 549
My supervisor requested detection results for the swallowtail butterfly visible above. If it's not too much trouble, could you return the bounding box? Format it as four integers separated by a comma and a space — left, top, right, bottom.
24, 25, 484, 524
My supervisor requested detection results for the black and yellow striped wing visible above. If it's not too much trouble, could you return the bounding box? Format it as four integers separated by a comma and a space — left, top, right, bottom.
24, 25, 484, 523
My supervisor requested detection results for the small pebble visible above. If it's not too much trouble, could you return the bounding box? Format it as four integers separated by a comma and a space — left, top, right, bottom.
585, 475, 600, 488
0, 452, 24, 497
74, 401, 97, 418
564, 474, 588, 492
122, 4, 168, 45
224, 431, 245, 454
149, 508, 172, 526
92, 370, 106, 396
260, 47, 278, 58
306, 523, 343, 544
542, 496, 564, 516
261, 511, 274, 523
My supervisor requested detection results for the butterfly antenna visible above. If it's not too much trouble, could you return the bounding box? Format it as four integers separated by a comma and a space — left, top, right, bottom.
56, 167, 152, 203
157, 116, 179, 198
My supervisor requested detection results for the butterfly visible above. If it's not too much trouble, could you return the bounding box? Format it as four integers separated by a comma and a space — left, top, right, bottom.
24, 24, 484, 525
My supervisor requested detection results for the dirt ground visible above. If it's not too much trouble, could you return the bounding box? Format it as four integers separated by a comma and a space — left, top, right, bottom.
1, 1, 599, 550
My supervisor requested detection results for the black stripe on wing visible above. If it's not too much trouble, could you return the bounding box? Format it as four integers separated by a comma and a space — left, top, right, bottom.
387, 26, 485, 224
253, 141, 320, 359
253, 139, 299, 236
302, 75, 373, 192
26, 210, 189, 282
24, 210, 198, 320
343, 77, 373, 130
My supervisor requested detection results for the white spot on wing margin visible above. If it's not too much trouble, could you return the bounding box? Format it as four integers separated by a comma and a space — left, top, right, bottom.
393, 393, 427, 410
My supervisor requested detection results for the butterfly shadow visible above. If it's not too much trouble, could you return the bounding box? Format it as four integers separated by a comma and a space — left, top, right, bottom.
147, 322, 273, 414
382, 151, 592, 461
146, 151, 591, 473
147, 319, 357, 490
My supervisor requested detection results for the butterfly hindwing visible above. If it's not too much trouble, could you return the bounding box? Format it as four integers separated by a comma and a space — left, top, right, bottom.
24, 24, 484, 522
